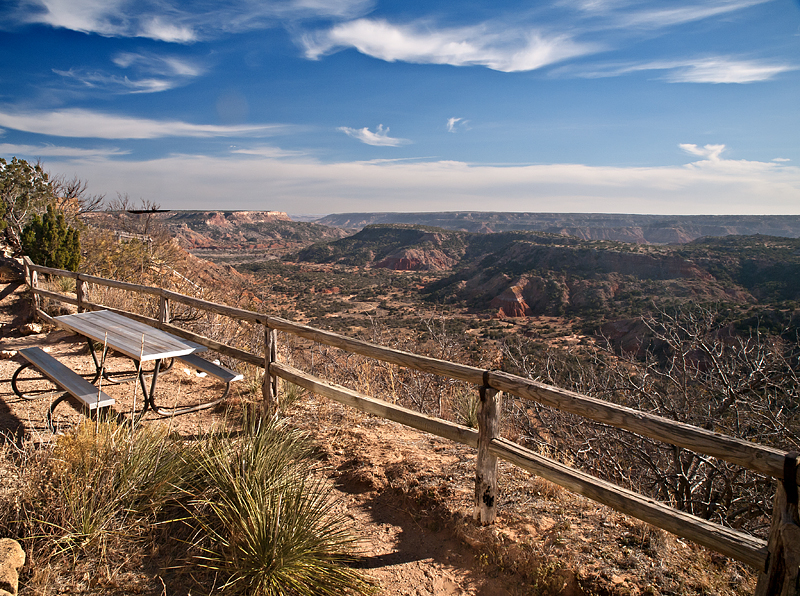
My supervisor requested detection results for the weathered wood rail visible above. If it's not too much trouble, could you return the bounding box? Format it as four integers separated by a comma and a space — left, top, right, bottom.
22, 257, 799, 594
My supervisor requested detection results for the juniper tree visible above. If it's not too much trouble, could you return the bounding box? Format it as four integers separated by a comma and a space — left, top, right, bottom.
21, 203, 81, 271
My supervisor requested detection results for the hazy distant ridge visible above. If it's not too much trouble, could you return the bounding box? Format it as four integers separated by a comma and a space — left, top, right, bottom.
315, 212, 800, 244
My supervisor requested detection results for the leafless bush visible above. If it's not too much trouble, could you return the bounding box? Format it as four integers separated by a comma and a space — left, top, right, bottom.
501, 305, 799, 536
281, 315, 487, 421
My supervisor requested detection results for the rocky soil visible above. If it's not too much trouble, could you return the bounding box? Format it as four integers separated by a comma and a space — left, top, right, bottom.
0, 275, 758, 595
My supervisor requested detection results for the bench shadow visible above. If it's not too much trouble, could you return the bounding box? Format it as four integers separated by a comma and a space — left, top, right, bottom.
0, 396, 25, 444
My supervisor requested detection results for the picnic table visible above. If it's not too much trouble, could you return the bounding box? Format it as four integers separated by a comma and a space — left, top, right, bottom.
51, 310, 239, 418
11, 310, 243, 427
49, 310, 204, 417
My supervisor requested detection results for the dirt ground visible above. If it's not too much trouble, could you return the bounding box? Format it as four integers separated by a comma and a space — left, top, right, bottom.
0, 278, 758, 596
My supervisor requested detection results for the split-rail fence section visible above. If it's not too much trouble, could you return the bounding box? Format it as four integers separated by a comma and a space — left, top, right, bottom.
22, 257, 800, 595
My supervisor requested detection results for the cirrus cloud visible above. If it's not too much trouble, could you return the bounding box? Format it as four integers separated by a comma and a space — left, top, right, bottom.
556, 57, 795, 83
338, 124, 410, 147
302, 18, 598, 72
0, 108, 289, 139
9, 0, 373, 42
0, 142, 128, 159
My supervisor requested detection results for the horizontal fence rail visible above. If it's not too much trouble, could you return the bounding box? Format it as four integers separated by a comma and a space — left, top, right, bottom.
21, 258, 800, 592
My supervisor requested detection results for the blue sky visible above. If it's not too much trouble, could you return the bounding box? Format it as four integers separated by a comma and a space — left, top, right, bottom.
1, 0, 798, 215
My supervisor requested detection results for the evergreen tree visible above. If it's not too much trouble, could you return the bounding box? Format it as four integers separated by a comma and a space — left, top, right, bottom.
21, 203, 81, 271
0, 157, 54, 250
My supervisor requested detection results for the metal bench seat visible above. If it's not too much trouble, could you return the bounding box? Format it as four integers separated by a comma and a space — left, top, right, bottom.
147, 353, 243, 417
175, 353, 244, 385
13, 347, 115, 432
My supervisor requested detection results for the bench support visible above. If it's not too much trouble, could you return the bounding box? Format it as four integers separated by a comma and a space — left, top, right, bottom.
148, 354, 242, 418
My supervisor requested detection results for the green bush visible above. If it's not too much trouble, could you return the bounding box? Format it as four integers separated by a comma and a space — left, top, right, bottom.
21, 203, 81, 271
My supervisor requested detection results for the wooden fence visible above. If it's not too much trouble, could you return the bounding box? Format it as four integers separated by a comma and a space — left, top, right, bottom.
21, 257, 800, 594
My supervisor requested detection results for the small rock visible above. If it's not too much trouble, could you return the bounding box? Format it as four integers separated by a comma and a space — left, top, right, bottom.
0, 351, 17, 360
19, 323, 42, 336
0, 538, 25, 596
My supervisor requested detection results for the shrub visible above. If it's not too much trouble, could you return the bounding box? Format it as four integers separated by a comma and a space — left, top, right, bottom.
188, 417, 372, 595
21, 203, 81, 271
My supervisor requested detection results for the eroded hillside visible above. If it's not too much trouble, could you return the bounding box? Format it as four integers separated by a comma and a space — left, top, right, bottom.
294, 225, 800, 320
85, 210, 349, 264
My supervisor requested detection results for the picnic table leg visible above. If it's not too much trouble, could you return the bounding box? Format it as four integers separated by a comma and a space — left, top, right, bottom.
11, 362, 60, 400
46, 394, 72, 433
47, 394, 115, 433
134, 358, 162, 419
86, 338, 115, 385
144, 358, 229, 418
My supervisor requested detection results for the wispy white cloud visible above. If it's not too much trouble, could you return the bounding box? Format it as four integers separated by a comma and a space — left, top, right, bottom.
557, 57, 795, 83
51, 52, 208, 94
773, 158, 791, 162
53, 68, 180, 94
662, 58, 794, 83
617, 0, 770, 29
16, 0, 128, 36
303, 19, 598, 72
112, 52, 203, 77
270, 0, 373, 20
0, 108, 288, 139
10, 0, 373, 41
446, 117, 470, 133
338, 124, 410, 147
138, 17, 195, 43
0, 142, 129, 159
680, 143, 726, 161
12, 0, 197, 42
230, 145, 308, 158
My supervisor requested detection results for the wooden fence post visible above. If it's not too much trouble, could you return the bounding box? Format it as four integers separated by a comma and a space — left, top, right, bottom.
30, 268, 40, 320
22, 258, 30, 288
756, 454, 800, 596
76, 278, 87, 313
263, 325, 278, 415
158, 295, 170, 325
474, 383, 501, 525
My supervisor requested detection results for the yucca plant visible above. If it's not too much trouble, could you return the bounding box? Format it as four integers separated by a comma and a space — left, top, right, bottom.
452, 389, 480, 429
54, 275, 75, 294
189, 417, 374, 595
278, 380, 306, 415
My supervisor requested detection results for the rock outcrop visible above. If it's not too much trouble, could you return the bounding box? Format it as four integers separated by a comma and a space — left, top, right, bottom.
489, 283, 530, 317
376, 248, 457, 271
0, 539, 24, 596
196, 211, 290, 227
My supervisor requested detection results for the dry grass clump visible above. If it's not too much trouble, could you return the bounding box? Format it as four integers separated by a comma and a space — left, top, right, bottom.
0, 418, 374, 596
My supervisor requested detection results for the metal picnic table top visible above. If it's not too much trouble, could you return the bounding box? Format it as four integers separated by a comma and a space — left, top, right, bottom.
54, 309, 205, 362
